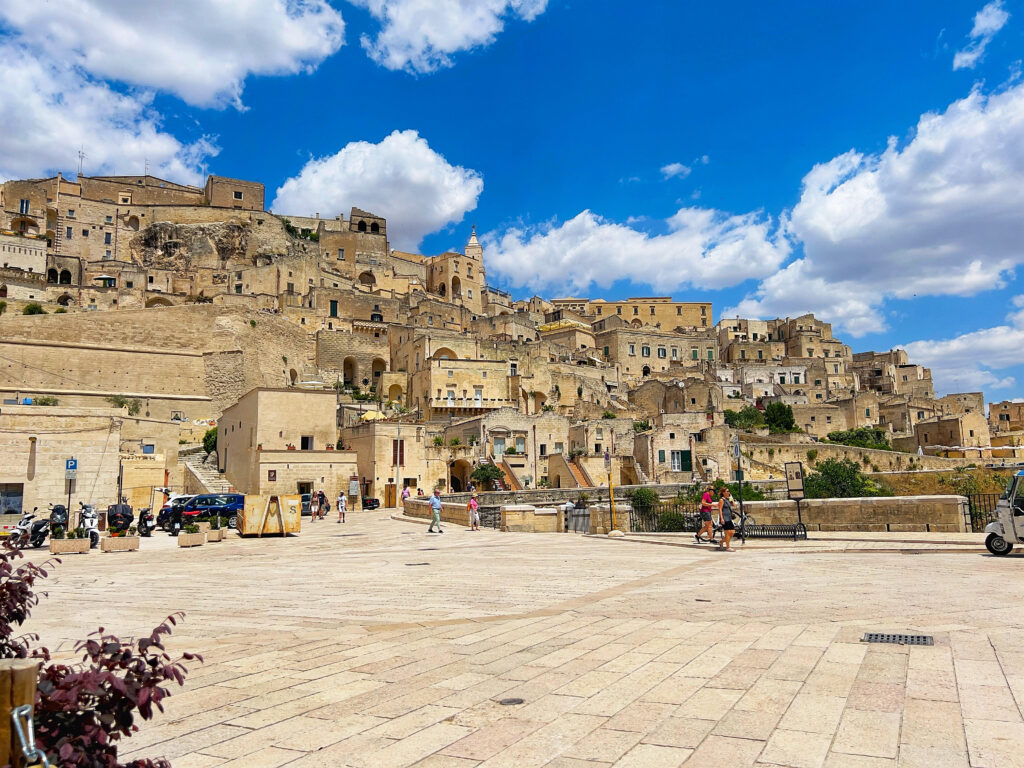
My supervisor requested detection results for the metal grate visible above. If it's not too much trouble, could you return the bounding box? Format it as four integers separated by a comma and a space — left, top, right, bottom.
862, 633, 933, 646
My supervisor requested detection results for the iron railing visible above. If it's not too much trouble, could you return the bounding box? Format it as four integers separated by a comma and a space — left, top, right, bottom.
565, 505, 591, 533
629, 502, 807, 540
967, 493, 1000, 532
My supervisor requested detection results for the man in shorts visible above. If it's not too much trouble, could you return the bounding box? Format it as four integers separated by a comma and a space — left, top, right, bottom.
695, 484, 716, 543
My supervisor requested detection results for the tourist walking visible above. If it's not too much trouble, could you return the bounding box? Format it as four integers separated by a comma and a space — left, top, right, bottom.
428, 489, 444, 533
468, 493, 480, 530
337, 490, 347, 523
718, 487, 737, 551
317, 489, 327, 520
309, 494, 319, 522
401, 486, 411, 507
695, 484, 716, 543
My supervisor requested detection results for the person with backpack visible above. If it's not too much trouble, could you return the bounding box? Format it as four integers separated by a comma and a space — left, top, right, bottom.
467, 493, 480, 530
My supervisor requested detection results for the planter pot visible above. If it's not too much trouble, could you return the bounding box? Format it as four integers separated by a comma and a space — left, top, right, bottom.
50, 538, 90, 555
177, 532, 205, 548
206, 528, 224, 542
101, 535, 140, 553
196, 521, 211, 533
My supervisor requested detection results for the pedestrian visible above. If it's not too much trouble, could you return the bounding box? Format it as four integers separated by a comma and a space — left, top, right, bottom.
428, 489, 444, 533
337, 490, 347, 523
417, 488, 424, 497
718, 487, 737, 551
401, 486, 411, 507
309, 495, 319, 522
467, 493, 480, 530
695, 484, 716, 543
317, 489, 327, 520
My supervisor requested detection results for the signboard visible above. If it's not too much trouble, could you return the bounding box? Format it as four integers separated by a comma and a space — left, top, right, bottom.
267, 469, 277, 482
785, 461, 805, 500
65, 457, 77, 480
732, 440, 741, 459
349, 478, 360, 497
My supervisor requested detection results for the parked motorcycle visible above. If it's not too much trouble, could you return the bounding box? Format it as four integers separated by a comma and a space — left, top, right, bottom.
107, 500, 134, 536
8, 508, 39, 548
137, 506, 155, 537
78, 502, 100, 548
28, 503, 70, 548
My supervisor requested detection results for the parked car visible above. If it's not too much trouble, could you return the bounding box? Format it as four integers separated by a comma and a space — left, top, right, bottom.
182, 493, 244, 528
362, 497, 380, 510
157, 495, 194, 531
300, 493, 312, 516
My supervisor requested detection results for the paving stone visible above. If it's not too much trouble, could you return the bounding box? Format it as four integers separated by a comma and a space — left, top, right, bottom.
758, 728, 832, 768
833, 710, 902, 759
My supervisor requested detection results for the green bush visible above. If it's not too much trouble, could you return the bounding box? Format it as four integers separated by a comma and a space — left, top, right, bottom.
22, 303, 46, 315
629, 487, 659, 511
470, 463, 504, 488
0, 300, 6, 315
825, 427, 891, 451
724, 405, 765, 429
202, 427, 217, 455
657, 512, 690, 531
449, 438, 461, 447
601, 410, 616, 419
433, 435, 444, 446
806, 449, 818, 462
632, 420, 651, 433
106, 395, 141, 415
34, 395, 59, 406
765, 402, 797, 433
803, 458, 885, 499
54, 307, 67, 314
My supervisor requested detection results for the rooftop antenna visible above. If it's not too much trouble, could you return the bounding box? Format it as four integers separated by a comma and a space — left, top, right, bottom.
76, 147, 87, 178
144, 158, 149, 177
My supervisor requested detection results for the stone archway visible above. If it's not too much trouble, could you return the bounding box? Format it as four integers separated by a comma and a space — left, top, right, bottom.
56, 294, 73, 307
450, 459, 473, 493
433, 347, 457, 360
46, 269, 58, 284
388, 384, 404, 403
642, 365, 651, 377
145, 296, 173, 308
59, 270, 72, 285
371, 358, 387, 385
451, 276, 462, 299
126, 216, 140, 231
358, 272, 376, 287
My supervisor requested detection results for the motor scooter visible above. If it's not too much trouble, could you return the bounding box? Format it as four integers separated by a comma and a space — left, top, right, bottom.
78, 501, 100, 549
8, 508, 39, 549
137, 506, 155, 537
107, 500, 134, 535
27, 503, 69, 548
985, 469, 1024, 555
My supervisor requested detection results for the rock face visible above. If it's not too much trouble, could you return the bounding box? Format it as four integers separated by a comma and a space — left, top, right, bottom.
128, 217, 309, 270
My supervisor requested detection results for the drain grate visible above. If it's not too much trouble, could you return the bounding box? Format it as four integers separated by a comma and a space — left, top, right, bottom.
498, 698, 525, 706
862, 633, 933, 646
405, 562, 430, 566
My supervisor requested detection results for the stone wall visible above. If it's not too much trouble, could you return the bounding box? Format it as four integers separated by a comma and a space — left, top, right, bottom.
403, 497, 472, 526
740, 440, 973, 479
738, 495, 967, 532
501, 504, 561, 532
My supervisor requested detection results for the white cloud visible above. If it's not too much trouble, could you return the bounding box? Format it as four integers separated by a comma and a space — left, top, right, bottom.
660, 162, 691, 179
903, 298, 1024, 395
353, 0, 548, 73
271, 130, 483, 250
0, 0, 345, 108
0, 44, 215, 185
732, 81, 1024, 335
484, 207, 790, 297
954, 0, 1010, 70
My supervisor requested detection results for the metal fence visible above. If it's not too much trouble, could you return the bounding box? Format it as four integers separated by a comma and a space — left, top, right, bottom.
966, 493, 1000, 532
479, 505, 502, 529
629, 502, 807, 540
565, 505, 591, 533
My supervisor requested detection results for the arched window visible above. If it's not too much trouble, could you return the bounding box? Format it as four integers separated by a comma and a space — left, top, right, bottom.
357, 221, 367, 232
59, 270, 72, 285
370, 222, 380, 233
47, 269, 58, 284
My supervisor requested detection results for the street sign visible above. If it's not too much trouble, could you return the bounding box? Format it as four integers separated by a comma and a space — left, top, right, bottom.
65, 457, 77, 480
603, 450, 611, 470
785, 461, 805, 500
732, 440, 741, 459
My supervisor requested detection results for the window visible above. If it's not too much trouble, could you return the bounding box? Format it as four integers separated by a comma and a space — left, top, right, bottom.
66, 227, 73, 239
616, 307, 622, 315
105, 215, 112, 223
148, 276, 154, 284
516, 437, 526, 453
329, 300, 338, 317
669, 432, 675, 440
300, 435, 313, 450
918, 411, 926, 419
650, 306, 655, 315
142, 443, 155, 455
670, 451, 684, 471
467, 289, 473, 299
677, 306, 681, 315
691, 349, 698, 360
125, 281, 133, 289
701, 317, 707, 326
641, 346, 650, 357
448, 370, 453, 378
81, 229, 88, 237
816, 393, 823, 400
233, 190, 243, 200
707, 350, 714, 360
392, 439, 405, 466
596, 307, 602, 315
603, 346, 610, 356
758, 350, 763, 360
865, 408, 871, 418
657, 348, 667, 358
67, 209, 75, 217
539, 444, 547, 456
234, 285, 242, 294
554, 442, 564, 453
701, 306, 706, 316
19, 199, 29, 214
740, 350, 746, 360
969, 429, 975, 437
671, 348, 678, 359
104, 250, 112, 259
815, 379, 822, 386
628, 344, 635, 356
658, 449, 666, 463
510, 362, 517, 376
104, 232, 112, 244
286, 282, 294, 293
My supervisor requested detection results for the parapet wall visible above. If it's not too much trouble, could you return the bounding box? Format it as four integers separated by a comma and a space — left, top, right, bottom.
738, 495, 967, 532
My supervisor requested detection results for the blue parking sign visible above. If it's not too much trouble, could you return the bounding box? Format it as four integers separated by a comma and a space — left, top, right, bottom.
66, 458, 77, 471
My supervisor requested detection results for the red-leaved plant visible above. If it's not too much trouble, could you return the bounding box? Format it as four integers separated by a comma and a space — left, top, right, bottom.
0, 540, 201, 767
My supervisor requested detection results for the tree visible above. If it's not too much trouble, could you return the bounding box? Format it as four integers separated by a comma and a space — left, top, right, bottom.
803, 458, 884, 498
470, 463, 503, 489
203, 427, 217, 455
724, 405, 765, 429
629, 487, 659, 511
764, 402, 796, 433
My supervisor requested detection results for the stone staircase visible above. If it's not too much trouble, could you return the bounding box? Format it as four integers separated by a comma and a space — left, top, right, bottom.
181, 450, 233, 493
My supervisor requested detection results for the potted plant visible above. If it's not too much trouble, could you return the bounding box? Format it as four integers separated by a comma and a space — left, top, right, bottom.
102, 524, 140, 553
206, 516, 225, 542
177, 523, 205, 548
286, 443, 297, 450
195, 516, 212, 534
50, 526, 90, 555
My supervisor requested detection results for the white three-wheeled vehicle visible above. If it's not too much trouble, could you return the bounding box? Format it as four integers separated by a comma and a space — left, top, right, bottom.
985, 470, 1024, 556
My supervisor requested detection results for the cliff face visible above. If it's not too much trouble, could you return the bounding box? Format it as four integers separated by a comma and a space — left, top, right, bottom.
128, 217, 313, 269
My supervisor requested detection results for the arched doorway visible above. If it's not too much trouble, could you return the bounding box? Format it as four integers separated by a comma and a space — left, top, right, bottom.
438, 283, 446, 297
145, 296, 173, 308
433, 348, 457, 360
371, 358, 386, 384
289, 369, 298, 386
357, 220, 367, 232
46, 269, 58, 284
631, 319, 643, 328
126, 216, 140, 231
343, 357, 357, 386
451, 276, 462, 299
56, 294, 73, 307
370, 222, 380, 233
358, 272, 375, 287
388, 384, 403, 403
450, 459, 473, 493
642, 365, 651, 377
59, 270, 72, 285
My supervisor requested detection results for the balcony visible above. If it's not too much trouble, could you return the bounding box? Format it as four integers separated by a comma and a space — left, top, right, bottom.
428, 397, 515, 410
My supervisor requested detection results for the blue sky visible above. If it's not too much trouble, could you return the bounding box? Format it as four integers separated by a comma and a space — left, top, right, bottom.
2, 0, 1023, 400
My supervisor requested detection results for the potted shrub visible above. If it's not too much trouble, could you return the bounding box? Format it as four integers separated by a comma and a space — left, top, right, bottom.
206, 516, 225, 542
177, 523, 205, 548
50, 526, 90, 555
102, 524, 140, 553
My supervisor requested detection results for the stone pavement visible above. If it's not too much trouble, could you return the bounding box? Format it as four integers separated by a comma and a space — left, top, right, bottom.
20, 513, 1024, 767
